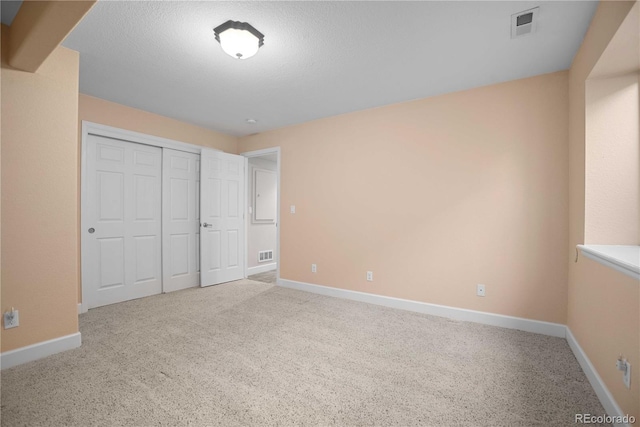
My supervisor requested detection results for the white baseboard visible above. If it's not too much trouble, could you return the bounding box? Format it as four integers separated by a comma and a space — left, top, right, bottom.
247, 263, 277, 276
566, 328, 631, 427
1, 332, 82, 370
78, 302, 88, 314
277, 279, 566, 337
277, 279, 630, 424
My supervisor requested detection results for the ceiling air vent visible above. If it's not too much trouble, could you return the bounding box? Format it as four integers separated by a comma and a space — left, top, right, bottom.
511, 7, 539, 39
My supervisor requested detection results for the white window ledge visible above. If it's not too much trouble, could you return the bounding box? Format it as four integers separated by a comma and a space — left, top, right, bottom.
577, 245, 640, 281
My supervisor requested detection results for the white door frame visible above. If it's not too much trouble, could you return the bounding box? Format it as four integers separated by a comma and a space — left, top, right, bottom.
240, 147, 281, 283
80, 121, 218, 312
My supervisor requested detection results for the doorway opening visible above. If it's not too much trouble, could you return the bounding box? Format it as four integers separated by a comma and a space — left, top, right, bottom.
241, 148, 280, 285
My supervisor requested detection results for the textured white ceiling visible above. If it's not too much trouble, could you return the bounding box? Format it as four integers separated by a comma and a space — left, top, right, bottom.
62, 1, 598, 137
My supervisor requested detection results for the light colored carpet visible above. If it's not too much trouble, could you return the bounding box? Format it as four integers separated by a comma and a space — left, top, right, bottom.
1, 280, 606, 426
248, 270, 277, 284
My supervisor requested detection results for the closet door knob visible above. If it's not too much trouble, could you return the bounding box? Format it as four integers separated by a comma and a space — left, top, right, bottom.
88, 228, 95, 234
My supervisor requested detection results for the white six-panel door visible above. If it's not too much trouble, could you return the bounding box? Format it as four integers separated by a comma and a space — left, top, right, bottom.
85, 135, 162, 308
200, 149, 246, 286
162, 149, 201, 292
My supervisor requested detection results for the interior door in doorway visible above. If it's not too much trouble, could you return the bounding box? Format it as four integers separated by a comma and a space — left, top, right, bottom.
200, 149, 246, 287
162, 149, 201, 293
84, 135, 162, 308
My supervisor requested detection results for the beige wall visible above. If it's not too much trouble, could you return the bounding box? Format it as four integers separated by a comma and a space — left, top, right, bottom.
1, 25, 80, 352
78, 94, 237, 154
0, 26, 3, 352
1, 1, 635, 417
572, 257, 639, 418
568, 0, 639, 419
239, 71, 570, 324
585, 73, 639, 245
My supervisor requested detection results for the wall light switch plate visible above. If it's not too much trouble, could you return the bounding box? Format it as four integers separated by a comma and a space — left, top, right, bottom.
290, 205, 296, 214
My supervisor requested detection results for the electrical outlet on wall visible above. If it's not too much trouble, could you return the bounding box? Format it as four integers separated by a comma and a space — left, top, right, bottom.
3, 308, 19, 329
617, 356, 632, 389
366, 271, 373, 282
623, 361, 631, 389
477, 284, 486, 297
311, 264, 317, 273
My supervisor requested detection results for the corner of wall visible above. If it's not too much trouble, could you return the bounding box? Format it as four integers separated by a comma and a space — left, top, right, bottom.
1, 38, 80, 355
567, 0, 639, 419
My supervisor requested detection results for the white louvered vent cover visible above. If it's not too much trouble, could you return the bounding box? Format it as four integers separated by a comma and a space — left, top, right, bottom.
258, 250, 273, 263
511, 7, 539, 39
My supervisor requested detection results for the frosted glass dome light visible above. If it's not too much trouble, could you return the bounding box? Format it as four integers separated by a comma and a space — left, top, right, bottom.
214, 20, 264, 60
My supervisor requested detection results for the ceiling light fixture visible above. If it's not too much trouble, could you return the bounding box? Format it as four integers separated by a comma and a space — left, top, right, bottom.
213, 20, 264, 60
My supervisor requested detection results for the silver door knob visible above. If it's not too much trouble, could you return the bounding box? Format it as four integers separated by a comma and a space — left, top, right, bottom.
202, 223, 213, 228
88, 228, 95, 234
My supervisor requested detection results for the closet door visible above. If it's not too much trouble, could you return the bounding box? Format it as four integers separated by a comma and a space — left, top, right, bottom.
162, 149, 200, 292
84, 135, 162, 308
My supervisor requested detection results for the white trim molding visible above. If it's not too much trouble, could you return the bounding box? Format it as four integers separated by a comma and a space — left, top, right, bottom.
578, 245, 640, 281
277, 279, 566, 337
278, 279, 631, 424
78, 303, 88, 314
81, 121, 213, 155
566, 328, 632, 427
247, 263, 277, 276
1, 332, 82, 370
81, 121, 221, 308
240, 147, 281, 284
